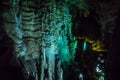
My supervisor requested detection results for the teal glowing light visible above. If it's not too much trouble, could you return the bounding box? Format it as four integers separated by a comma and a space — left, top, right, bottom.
98, 75, 104, 80
96, 66, 99, 72
96, 64, 102, 73
83, 40, 87, 51
79, 73, 83, 80
79, 73, 83, 78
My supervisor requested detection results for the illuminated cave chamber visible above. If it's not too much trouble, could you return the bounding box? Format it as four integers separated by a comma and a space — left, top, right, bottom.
1, 0, 119, 80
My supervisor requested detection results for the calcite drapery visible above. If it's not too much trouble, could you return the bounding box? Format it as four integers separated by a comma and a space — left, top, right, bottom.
1, 0, 77, 80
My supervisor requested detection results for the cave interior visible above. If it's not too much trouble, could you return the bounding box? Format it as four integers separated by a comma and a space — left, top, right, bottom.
0, 0, 120, 80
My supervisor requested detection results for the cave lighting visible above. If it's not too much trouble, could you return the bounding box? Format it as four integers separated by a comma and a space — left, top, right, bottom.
79, 73, 83, 80
98, 75, 104, 80
83, 40, 87, 51
77, 36, 107, 52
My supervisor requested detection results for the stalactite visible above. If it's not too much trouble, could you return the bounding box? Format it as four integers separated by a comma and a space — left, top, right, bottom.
55, 54, 63, 80
39, 1, 57, 80
57, 2, 78, 66
2, 0, 78, 80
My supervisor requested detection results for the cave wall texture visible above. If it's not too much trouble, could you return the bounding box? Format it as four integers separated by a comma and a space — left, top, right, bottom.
0, 0, 120, 80
1, 0, 78, 80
